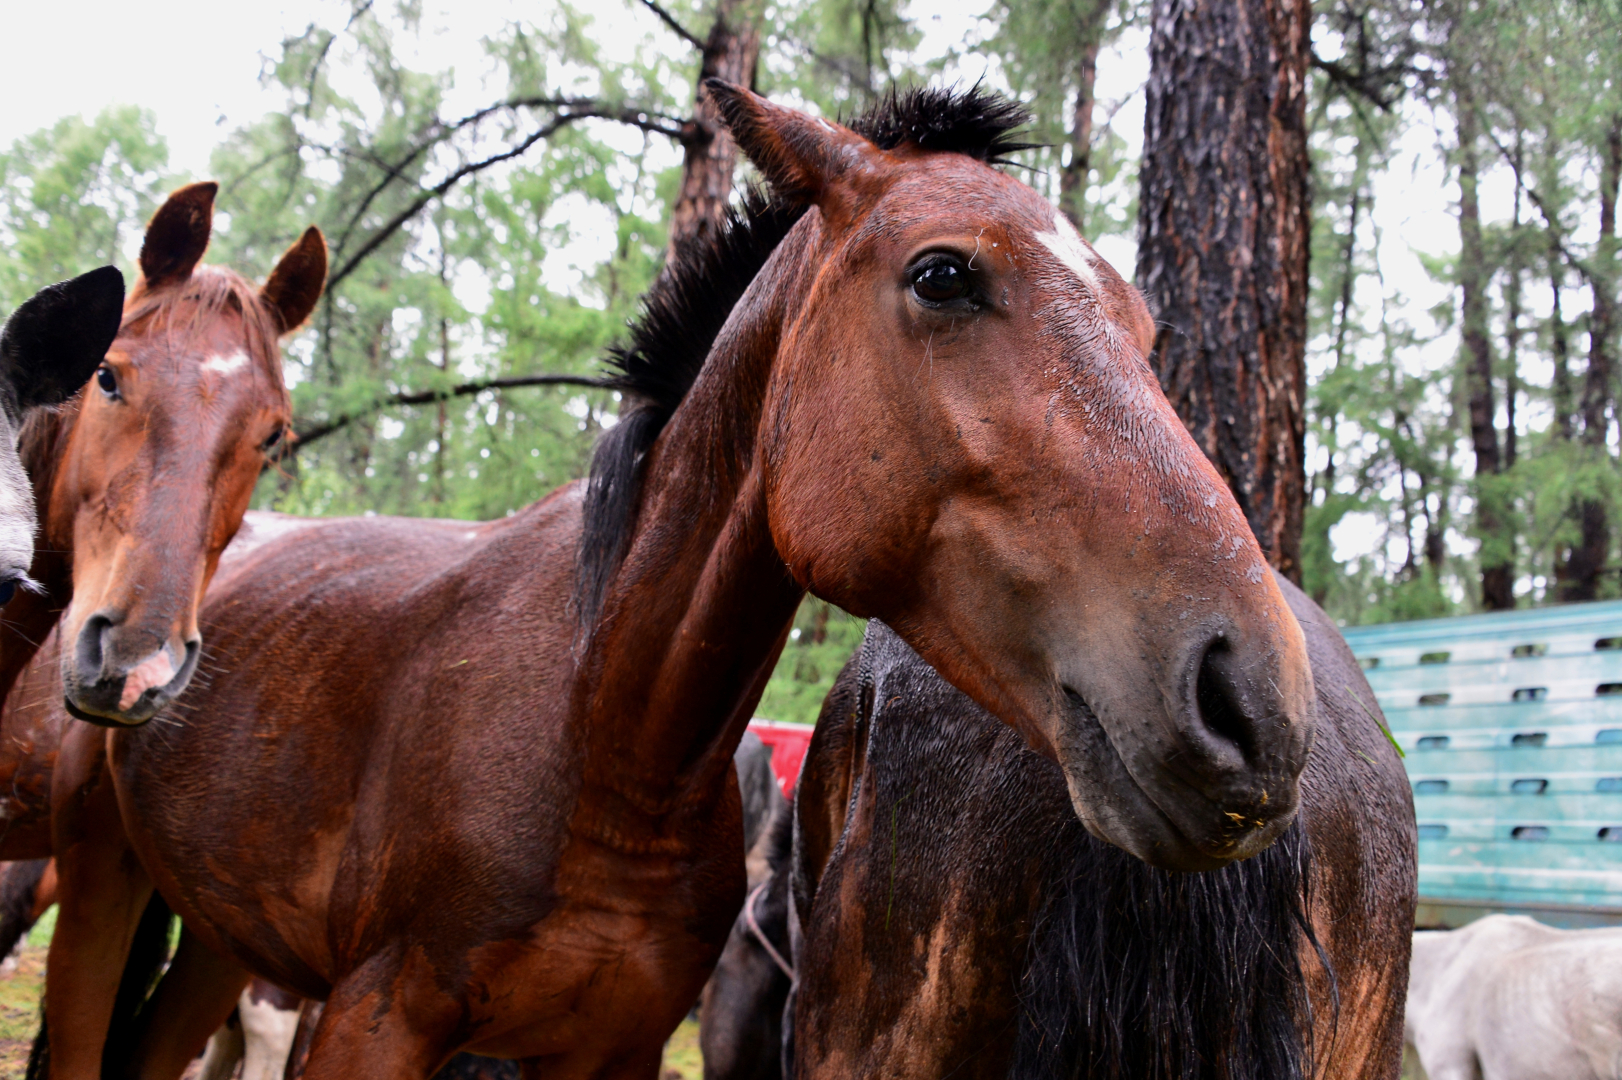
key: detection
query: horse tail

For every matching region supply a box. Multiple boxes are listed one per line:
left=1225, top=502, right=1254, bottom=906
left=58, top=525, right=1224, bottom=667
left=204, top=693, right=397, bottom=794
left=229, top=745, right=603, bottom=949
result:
left=1011, top=817, right=1329, bottom=1080
left=0, top=859, right=51, bottom=961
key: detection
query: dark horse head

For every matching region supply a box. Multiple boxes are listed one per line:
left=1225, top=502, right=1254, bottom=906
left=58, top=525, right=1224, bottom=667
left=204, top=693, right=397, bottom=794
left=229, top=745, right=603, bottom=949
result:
left=0, top=268, right=126, bottom=594
left=51, top=182, right=326, bottom=726
left=708, top=84, right=1316, bottom=870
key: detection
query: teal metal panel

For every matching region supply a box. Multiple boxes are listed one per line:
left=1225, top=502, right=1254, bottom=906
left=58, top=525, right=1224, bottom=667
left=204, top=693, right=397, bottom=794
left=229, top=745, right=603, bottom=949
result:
left=1341, top=600, right=1622, bottom=922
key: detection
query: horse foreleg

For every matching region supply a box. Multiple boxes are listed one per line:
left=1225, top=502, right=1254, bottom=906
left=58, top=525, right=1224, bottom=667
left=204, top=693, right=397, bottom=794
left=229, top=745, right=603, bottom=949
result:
left=45, top=728, right=154, bottom=1080
left=0, top=858, right=52, bottom=964
left=113, top=926, right=250, bottom=1080
left=297, top=966, right=461, bottom=1080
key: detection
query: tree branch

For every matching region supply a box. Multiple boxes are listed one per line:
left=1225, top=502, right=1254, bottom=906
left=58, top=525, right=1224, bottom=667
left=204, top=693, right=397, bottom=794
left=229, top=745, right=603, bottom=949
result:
left=328, top=97, right=687, bottom=262
left=636, top=0, right=706, bottom=50
left=291, top=372, right=614, bottom=450
left=1482, top=126, right=1596, bottom=281
left=327, top=103, right=686, bottom=291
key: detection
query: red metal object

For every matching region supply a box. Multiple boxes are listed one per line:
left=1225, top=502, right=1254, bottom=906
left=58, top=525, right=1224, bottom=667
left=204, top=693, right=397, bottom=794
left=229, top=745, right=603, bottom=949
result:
left=749, top=719, right=814, bottom=797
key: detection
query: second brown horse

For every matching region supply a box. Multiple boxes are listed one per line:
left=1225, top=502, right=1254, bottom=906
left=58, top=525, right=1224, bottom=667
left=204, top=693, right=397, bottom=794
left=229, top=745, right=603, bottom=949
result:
left=0, top=182, right=325, bottom=864
left=48, top=86, right=1317, bottom=1078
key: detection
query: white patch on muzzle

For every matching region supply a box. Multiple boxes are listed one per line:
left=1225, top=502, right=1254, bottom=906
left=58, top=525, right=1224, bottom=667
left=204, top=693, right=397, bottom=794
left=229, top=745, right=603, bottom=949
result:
left=119, top=648, right=177, bottom=711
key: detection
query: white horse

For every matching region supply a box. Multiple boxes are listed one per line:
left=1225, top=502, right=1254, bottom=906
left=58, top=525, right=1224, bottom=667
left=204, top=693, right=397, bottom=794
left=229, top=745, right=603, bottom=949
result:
left=1407, top=913, right=1622, bottom=1080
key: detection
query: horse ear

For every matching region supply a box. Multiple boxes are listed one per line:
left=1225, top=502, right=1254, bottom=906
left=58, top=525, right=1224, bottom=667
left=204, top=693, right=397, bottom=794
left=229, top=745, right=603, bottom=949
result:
left=0, top=266, right=125, bottom=416
left=139, top=182, right=217, bottom=288
left=704, top=80, right=871, bottom=204
left=259, top=227, right=328, bottom=334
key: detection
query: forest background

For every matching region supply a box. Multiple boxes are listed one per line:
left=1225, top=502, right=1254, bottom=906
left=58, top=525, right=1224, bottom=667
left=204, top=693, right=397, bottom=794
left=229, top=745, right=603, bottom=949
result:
left=0, top=0, right=1617, bottom=724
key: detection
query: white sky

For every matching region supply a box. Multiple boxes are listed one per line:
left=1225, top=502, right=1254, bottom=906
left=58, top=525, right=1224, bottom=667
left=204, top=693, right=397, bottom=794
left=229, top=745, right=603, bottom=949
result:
left=1, top=0, right=1517, bottom=570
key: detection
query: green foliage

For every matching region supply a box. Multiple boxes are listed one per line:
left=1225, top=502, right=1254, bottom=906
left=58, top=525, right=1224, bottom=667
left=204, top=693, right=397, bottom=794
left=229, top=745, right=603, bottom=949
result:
left=0, top=107, right=172, bottom=311
left=757, top=599, right=867, bottom=725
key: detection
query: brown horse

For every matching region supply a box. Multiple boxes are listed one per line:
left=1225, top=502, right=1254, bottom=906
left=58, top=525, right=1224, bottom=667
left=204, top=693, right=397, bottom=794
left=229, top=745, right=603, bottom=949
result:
left=775, top=583, right=1415, bottom=1079
left=0, top=182, right=325, bottom=871
left=48, top=85, right=1318, bottom=1078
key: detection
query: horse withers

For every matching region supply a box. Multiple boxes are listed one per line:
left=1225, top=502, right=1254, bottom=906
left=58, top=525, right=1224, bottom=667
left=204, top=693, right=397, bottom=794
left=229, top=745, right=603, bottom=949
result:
left=52, top=85, right=1317, bottom=1079
left=0, top=268, right=125, bottom=592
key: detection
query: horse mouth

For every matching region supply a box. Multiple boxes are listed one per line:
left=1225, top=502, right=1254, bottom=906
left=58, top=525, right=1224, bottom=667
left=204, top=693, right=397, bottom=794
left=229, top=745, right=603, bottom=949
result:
left=1056, top=682, right=1280, bottom=871
left=63, top=641, right=200, bottom=728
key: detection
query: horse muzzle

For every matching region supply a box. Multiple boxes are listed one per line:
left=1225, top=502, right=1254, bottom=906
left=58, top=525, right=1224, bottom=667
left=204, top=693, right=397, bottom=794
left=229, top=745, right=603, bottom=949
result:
left=1050, top=621, right=1316, bottom=873
left=62, top=610, right=201, bottom=726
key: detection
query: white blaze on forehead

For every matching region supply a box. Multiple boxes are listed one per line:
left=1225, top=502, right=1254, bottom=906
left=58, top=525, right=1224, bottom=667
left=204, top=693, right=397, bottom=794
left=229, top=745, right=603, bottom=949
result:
left=1033, top=213, right=1103, bottom=293
left=201, top=350, right=249, bottom=376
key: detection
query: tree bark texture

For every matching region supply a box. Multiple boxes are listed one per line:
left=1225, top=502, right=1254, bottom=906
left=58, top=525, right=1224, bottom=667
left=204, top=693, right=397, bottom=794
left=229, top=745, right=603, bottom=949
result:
left=1563, top=112, right=1622, bottom=601
left=1455, top=97, right=1514, bottom=610
left=1057, top=8, right=1105, bottom=229
left=1136, top=0, right=1312, bottom=584
left=669, top=0, right=762, bottom=252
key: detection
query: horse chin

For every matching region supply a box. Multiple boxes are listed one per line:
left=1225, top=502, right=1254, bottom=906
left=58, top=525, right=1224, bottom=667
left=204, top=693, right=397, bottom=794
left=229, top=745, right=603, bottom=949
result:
left=1052, top=688, right=1300, bottom=873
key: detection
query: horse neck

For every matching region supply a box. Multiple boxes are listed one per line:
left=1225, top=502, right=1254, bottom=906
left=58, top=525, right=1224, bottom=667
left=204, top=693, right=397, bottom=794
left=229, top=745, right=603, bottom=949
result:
left=572, top=225, right=817, bottom=847
left=0, top=402, right=81, bottom=701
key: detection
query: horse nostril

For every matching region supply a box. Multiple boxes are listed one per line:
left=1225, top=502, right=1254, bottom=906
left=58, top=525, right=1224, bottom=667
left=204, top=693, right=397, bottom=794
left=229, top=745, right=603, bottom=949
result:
left=75, top=613, right=114, bottom=681
left=1195, top=641, right=1253, bottom=757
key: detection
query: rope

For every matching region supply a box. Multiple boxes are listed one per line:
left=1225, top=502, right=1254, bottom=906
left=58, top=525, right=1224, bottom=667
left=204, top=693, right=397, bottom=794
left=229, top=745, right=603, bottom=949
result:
left=744, top=882, right=794, bottom=979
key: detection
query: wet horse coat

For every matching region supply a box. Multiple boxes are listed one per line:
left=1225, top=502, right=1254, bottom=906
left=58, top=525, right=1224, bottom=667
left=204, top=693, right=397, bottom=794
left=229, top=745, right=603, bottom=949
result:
left=783, top=586, right=1416, bottom=1079
left=49, top=86, right=1320, bottom=1079
left=0, top=182, right=325, bottom=868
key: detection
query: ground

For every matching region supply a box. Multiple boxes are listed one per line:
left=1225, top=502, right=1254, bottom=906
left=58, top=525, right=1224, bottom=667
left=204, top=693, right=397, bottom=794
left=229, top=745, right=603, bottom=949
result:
left=0, top=908, right=704, bottom=1080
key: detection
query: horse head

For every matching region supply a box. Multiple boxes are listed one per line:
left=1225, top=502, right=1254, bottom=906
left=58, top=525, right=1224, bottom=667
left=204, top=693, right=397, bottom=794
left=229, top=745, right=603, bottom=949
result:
left=54, top=181, right=326, bottom=726
left=0, top=269, right=125, bottom=600
left=713, top=84, right=1316, bottom=871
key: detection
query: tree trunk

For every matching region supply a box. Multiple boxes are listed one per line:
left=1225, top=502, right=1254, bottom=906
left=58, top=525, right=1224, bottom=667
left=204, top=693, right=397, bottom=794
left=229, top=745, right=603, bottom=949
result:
left=1505, top=158, right=1523, bottom=470
left=1057, top=6, right=1105, bottom=230
left=1563, top=112, right=1622, bottom=601
left=1455, top=96, right=1513, bottom=610
left=1136, top=0, right=1312, bottom=584
left=1551, top=238, right=1573, bottom=441
left=669, top=0, right=762, bottom=252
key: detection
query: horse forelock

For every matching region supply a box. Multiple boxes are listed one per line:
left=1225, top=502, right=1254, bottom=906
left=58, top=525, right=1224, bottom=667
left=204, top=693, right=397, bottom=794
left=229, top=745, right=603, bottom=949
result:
left=574, top=86, right=1037, bottom=629
left=121, top=266, right=289, bottom=405
left=1012, top=815, right=1327, bottom=1080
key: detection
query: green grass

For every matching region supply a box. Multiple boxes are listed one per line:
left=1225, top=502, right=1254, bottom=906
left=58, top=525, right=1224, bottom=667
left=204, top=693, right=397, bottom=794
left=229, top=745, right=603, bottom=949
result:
left=0, top=943, right=44, bottom=1078
left=662, top=1018, right=702, bottom=1079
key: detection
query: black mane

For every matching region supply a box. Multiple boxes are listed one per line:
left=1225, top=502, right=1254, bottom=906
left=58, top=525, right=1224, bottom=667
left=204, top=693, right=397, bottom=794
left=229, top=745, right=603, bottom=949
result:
left=575, top=85, right=1034, bottom=624
left=1012, top=818, right=1327, bottom=1080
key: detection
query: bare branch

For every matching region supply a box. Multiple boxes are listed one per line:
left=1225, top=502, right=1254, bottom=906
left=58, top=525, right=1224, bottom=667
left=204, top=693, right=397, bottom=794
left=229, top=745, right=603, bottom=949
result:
left=327, top=103, right=686, bottom=291
left=329, top=97, right=686, bottom=260
left=291, top=372, right=614, bottom=450
left=636, top=0, right=706, bottom=50
left=1482, top=126, right=1595, bottom=280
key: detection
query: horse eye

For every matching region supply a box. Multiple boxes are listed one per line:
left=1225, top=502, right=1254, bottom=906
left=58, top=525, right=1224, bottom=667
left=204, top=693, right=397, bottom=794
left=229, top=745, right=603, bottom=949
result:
left=911, top=259, right=972, bottom=304
left=95, top=365, right=119, bottom=398
left=0, top=579, right=16, bottom=606
left=262, top=427, right=285, bottom=453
